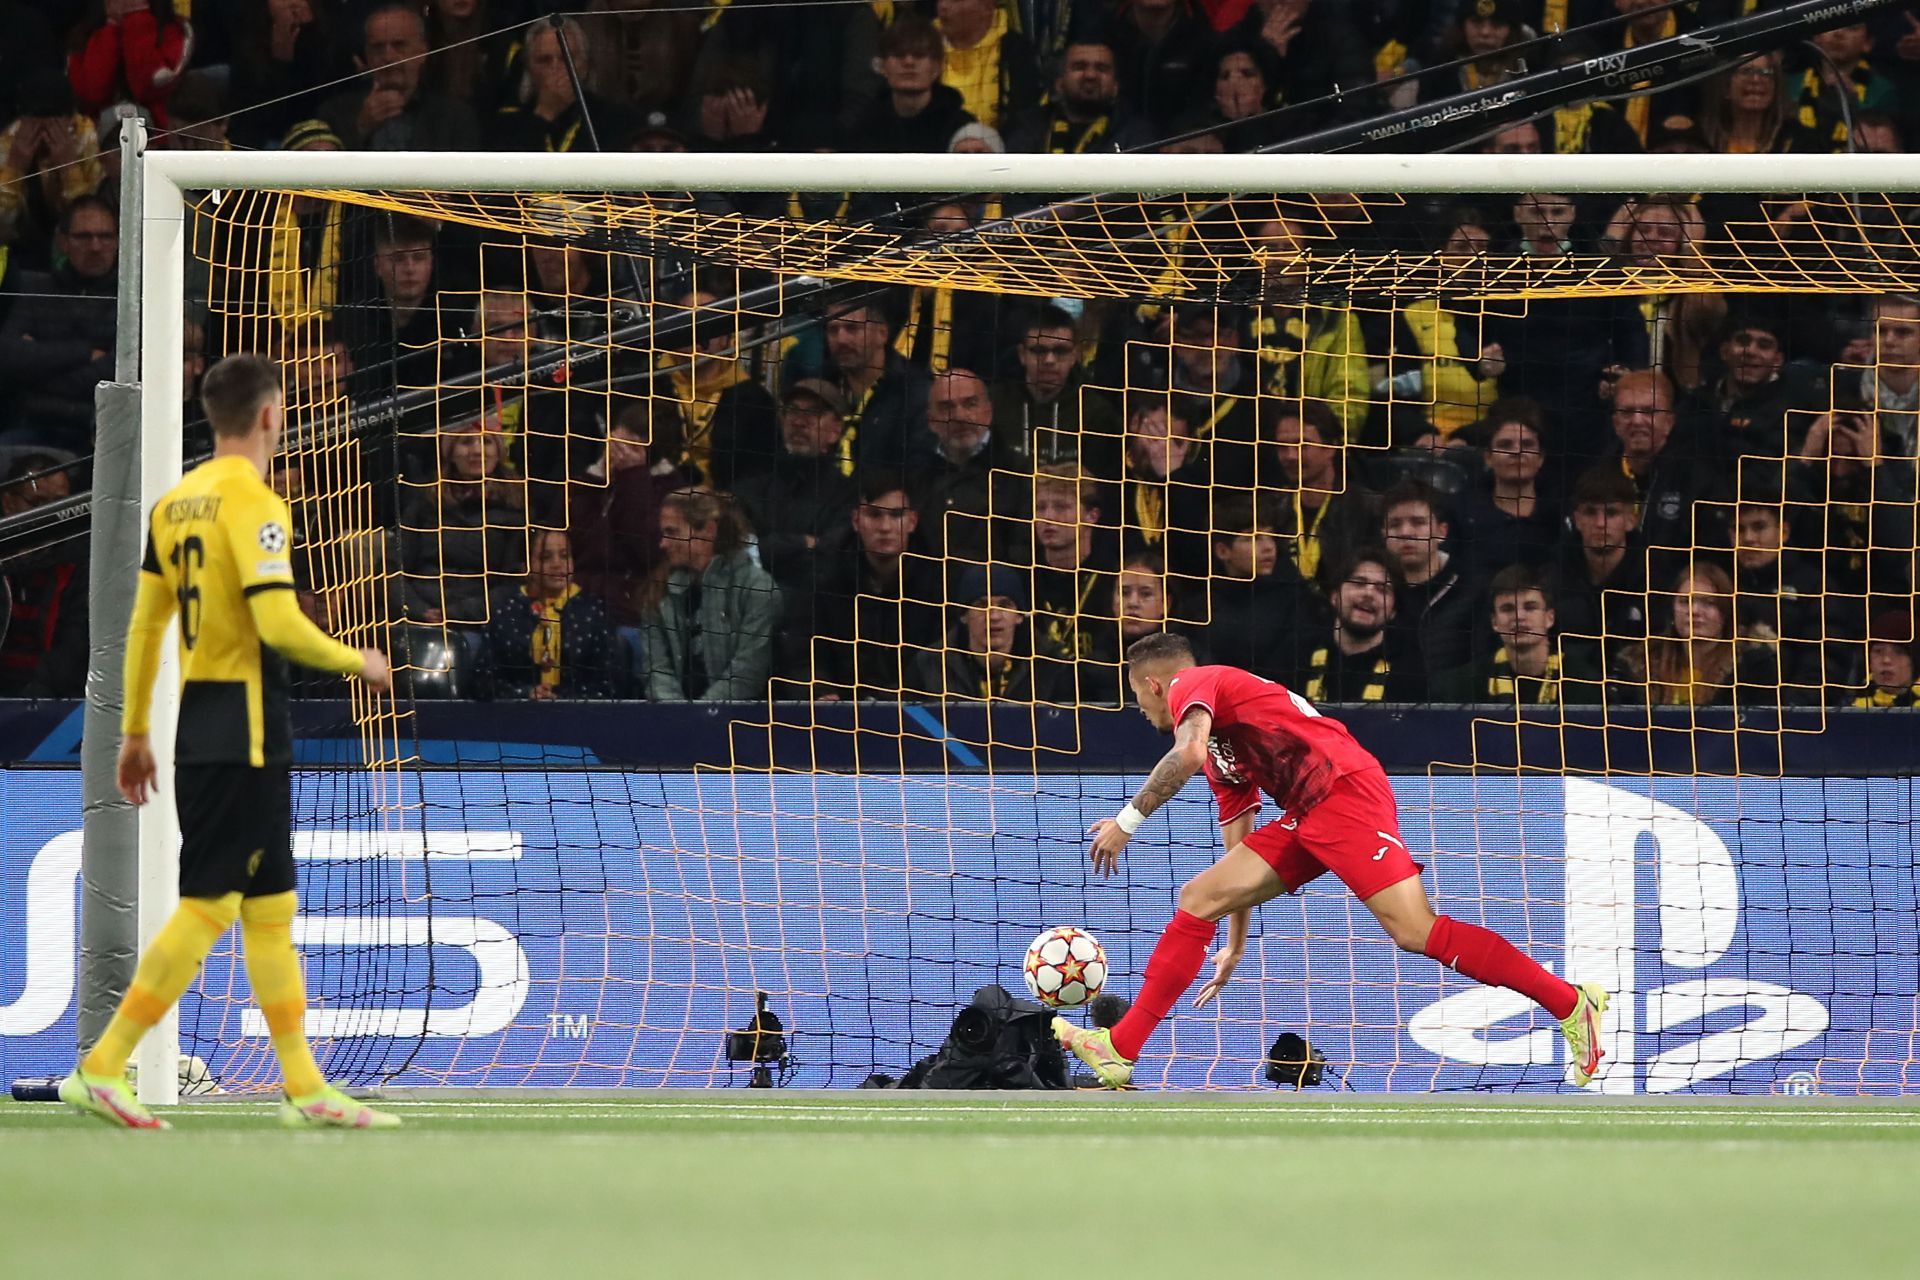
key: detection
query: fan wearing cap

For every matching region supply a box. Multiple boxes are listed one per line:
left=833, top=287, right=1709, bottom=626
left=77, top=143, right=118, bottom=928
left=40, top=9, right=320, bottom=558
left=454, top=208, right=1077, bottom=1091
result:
left=1850, top=611, right=1920, bottom=707
left=731, top=379, right=860, bottom=592
left=1682, top=303, right=1800, bottom=470
left=264, top=120, right=348, bottom=329
left=913, top=566, right=1062, bottom=702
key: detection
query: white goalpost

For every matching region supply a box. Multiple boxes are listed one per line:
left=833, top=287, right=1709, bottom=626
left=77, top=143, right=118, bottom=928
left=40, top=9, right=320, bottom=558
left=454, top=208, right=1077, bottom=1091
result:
left=108, top=144, right=1920, bottom=1103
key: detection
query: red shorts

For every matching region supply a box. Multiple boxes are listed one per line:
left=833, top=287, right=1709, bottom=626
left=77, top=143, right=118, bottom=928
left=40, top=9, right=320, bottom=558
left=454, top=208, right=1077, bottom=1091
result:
left=1241, top=767, right=1424, bottom=901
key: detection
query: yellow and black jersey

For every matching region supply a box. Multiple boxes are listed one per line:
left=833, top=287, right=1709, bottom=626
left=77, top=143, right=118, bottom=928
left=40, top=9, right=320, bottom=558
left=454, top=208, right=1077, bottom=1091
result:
left=125, top=454, right=361, bottom=767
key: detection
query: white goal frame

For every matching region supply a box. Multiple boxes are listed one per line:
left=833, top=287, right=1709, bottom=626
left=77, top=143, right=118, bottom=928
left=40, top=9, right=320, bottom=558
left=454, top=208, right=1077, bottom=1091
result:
left=122, top=147, right=1919, bottom=1103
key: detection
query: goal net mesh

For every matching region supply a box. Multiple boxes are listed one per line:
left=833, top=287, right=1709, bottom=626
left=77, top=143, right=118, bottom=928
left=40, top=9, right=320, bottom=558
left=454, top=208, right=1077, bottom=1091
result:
left=168, top=176, right=1920, bottom=1094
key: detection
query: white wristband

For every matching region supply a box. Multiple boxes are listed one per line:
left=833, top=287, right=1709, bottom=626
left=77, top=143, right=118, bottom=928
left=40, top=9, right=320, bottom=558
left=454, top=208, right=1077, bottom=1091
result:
left=1114, top=804, right=1146, bottom=835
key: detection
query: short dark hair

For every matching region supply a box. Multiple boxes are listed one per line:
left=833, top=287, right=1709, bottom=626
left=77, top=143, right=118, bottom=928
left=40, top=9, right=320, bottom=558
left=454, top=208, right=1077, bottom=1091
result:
left=880, top=14, right=941, bottom=60
left=374, top=213, right=437, bottom=251
left=1263, top=397, right=1340, bottom=444
left=1211, top=493, right=1273, bottom=539
left=858, top=468, right=913, bottom=506
left=826, top=295, right=897, bottom=335
left=1329, top=547, right=1403, bottom=597
left=1024, top=303, right=1078, bottom=339
left=1380, top=478, right=1447, bottom=525
left=1484, top=395, right=1544, bottom=435
left=363, top=1, right=425, bottom=47
left=1125, top=631, right=1194, bottom=669
left=200, top=353, right=282, bottom=438
left=1570, top=464, right=1638, bottom=509
left=1488, top=564, right=1552, bottom=610
left=59, top=195, right=116, bottom=235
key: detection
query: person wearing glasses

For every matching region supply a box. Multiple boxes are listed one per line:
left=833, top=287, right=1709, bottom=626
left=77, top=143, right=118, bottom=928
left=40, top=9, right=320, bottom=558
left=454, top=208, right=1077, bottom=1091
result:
left=0, top=195, right=118, bottom=449
left=990, top=304, right=1122, bottom=480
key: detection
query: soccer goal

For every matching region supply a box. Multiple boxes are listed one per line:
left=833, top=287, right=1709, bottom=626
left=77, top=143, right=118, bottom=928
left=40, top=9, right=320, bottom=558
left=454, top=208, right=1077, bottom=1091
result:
left=95, top=141, right=1920, bottom=1105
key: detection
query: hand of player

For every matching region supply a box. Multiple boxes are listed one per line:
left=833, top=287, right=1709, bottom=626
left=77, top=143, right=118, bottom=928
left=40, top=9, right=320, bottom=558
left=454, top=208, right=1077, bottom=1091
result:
left=357, top=647, right=392, bottom=692
left=117, top=734, right=157, bottom=806
left=1192, top=942, right=1243, bottom=1008
left=1087, top=819, right=1131, bottom=878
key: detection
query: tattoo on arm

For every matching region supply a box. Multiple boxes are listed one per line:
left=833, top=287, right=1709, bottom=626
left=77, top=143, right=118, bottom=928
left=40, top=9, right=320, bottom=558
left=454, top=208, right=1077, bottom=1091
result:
left=1132, top=713, right=1207, bottom=817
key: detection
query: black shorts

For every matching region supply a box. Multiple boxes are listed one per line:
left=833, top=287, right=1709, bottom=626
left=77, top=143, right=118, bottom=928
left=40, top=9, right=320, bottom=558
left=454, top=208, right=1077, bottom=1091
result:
left=175, top=763, right=295, bottom=899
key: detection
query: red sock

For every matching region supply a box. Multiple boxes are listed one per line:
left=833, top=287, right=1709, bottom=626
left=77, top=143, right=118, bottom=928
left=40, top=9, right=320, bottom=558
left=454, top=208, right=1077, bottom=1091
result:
left=1110, top=910, right=1217, bottom=1061
left=1424, top=915, right=1578, bottom=1020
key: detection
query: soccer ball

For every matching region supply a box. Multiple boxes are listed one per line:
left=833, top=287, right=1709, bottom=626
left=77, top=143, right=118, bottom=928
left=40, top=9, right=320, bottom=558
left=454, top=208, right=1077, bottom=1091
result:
left=1023, top=926, right=1107, bottom=1009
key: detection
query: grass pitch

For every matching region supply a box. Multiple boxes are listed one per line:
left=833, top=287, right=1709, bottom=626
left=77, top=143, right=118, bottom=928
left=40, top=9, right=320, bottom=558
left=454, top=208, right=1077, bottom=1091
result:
left=3, top=1092, right=1916, bottom=1279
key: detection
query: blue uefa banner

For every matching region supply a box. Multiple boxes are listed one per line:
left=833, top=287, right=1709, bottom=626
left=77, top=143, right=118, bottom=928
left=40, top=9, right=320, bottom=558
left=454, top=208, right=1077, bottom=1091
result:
left=3, top=770, right=1915, bottom=1094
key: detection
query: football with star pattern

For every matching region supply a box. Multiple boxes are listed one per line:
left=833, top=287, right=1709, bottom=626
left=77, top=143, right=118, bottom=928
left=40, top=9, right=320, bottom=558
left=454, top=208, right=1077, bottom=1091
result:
left=1023, top=926, right=1107, bottom=1009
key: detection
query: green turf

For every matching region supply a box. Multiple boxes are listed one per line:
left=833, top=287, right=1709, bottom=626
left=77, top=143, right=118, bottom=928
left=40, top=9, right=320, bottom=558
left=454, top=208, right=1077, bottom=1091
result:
left=4, top=1093, right=1917, bottom=1279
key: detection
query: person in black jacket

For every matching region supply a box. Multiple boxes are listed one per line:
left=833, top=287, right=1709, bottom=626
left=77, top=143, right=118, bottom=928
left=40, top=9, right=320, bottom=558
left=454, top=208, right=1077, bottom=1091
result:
left=731, top=380, right=859, bottom=593
left=915, top=368, right=1028, bottom=568
left=1115, top=394, right=1213, bottom=588
left=0, top=196, right=117, bottom=446
left=1547, top=464, right=1649, bottom=680
left=1078, top=547, right=1207, bottom=706
left=1027, top=463, right=1118, bottom=694
left=1433, top=564, right=1601, bottom=705
left=1295, top=548, right=1424, bottom=704
left=1203, top=492, right=1308, bottom=684
left=845, top=15, right=976, bottom=152
left=1592, top=367, right=1700, bottom=586
left=822, top=297, right=936, bottom=474
left=1106, top=0, right=1214, bottom=135
left=913, top=564, right=1063, bottom=702
left=479, top=528, right=619, bottom=700
left=1003, top=39, right=1153, bottom=154
left=1380, top=479, right=1486, bottom=689
left=650, top=280, right=779, bottom=490
left=800, top=471, right=945, bottom=700
left=1260, top=399, right=1379, bottom=591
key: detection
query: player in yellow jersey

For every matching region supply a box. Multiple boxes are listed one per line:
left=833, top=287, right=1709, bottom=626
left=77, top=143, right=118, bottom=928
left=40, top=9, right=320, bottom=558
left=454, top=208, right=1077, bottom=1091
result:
left=60, top=353, right=401, bottom=1130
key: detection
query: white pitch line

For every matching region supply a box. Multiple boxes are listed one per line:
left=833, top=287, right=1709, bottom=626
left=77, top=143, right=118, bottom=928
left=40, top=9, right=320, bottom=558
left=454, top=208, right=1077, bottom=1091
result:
left=350, top=1099, right=1920, bottom=1122
left=347, top=1109, right=1920, bottom=1130
left=175, top=1102, right=1920, bottom=1129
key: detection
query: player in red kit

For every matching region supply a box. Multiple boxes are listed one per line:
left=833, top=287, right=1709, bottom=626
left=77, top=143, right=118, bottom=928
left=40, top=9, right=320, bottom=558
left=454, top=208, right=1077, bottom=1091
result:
left=1053, top=632, right=1607, bottom=1088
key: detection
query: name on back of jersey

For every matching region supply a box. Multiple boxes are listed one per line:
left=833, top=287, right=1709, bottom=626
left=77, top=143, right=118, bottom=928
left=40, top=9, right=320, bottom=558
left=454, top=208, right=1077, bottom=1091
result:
left=165, top=495, right=222, bottom=524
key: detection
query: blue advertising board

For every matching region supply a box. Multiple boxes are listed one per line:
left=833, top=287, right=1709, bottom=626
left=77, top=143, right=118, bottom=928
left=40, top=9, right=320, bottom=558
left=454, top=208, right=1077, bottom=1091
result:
left=4, top=769, right=1915, bottom=1095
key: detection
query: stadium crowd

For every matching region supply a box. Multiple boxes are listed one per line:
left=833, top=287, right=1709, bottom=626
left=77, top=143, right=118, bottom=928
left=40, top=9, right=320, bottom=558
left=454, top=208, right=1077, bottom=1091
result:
left=2, top=0, right=1920, bottom=710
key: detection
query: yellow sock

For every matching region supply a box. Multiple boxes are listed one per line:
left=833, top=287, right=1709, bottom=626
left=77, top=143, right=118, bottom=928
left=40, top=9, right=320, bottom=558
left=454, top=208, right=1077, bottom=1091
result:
left=81, top=893, right=241, bottom=1078
left=240, top=891, right=325, bottom=1098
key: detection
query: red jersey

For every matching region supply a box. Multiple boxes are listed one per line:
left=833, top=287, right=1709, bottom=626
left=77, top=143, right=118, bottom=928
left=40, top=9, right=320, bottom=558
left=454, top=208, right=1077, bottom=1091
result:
left=1165, top=664, right=1380, bottom=826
